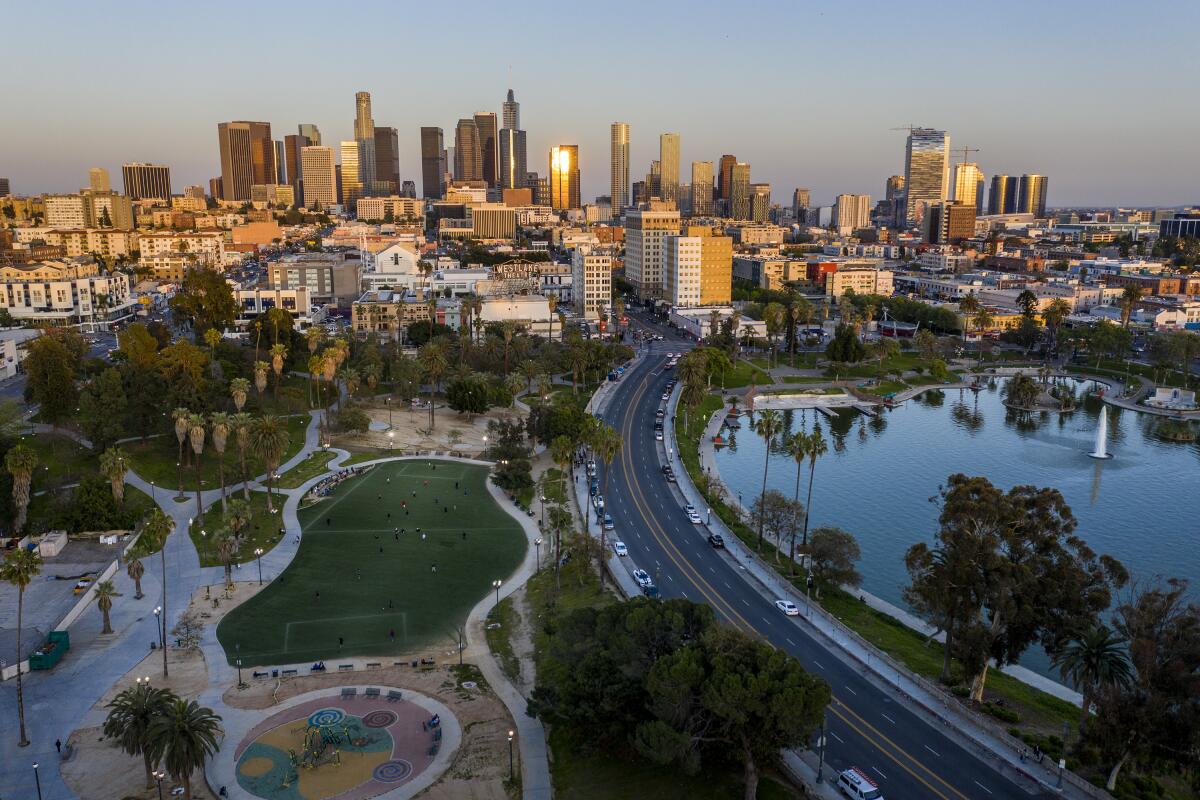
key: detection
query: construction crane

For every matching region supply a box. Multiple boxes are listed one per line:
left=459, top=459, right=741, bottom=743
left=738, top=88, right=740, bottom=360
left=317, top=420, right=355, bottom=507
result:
left=890, top=125, right=924, bottom=134
left=955, top=146, right=980, bottom=164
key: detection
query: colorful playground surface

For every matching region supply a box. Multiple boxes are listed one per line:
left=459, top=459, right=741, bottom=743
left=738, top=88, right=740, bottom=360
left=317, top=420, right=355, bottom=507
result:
left=234, top=690, right=449, bottom=800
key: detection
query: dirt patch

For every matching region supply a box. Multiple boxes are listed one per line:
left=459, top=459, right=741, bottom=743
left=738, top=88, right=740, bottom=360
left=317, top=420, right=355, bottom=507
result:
left=61, top=647, right=215, bottom=800
left=331, top=397, right=524, bottom=457
left=226, top=662, right=515, bottom=799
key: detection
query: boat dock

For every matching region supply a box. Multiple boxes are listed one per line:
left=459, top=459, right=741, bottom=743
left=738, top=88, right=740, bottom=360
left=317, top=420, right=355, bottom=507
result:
left=852, top=404, right=878, bottom=417
left=815, top=406, right=841, bottom=420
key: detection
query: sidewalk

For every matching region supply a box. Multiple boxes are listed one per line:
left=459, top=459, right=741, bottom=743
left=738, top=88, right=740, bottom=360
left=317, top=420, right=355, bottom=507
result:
left=667, top=394, right=1102, bottom=799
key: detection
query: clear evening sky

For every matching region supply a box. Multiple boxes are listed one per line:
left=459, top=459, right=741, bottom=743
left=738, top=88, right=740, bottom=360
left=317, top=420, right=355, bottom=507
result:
left=3, top=0, right=1197, bottom=207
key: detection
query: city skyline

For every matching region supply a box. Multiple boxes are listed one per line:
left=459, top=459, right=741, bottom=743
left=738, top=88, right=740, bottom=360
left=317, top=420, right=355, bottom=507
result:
left=2, top=0, right=1198, bottom=206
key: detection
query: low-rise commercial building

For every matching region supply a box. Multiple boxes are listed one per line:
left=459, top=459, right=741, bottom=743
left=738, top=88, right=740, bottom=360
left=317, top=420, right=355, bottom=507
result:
left=572, top=246, right=612, bottom=319
left=0, top=261, right=134, bottom=327
left=137, top=231, right=226, bottom=267
left=270, top=253, right=363, bottom=306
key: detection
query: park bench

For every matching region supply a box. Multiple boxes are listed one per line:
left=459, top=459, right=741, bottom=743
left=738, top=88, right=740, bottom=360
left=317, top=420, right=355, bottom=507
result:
left=364, top=687, right=380, bottom=698
left=252, top=670, right=269, bottom=679
left=281, top=669, right=298, bottom=676
left=341, top=688, right=357, bottom=698
left=365, top=661, right=381, bottom=668
left=428, top=743, right=440, bottom=756
left=338, top=663, right=354, bottom=671
left=386, top=690, right=403, bottom=702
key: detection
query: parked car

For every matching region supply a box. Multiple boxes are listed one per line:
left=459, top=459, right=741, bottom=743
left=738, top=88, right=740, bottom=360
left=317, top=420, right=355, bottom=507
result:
left=775, top=599, right=800, bottom=616
left=836, top=767, right=883, bottom=799
left=603, top=514, right=615, bottom=531
left=708, top=533, right=725, bottom=548
left=633, top=568, right=652, bottom=587
left=612, top=541, right=627, bottom=557
left=687, top=509, right=702, bottom=524
left=593, top=494, right=605, bottom=511
left=655, top=431, right=664, bottom=441
left=642, top=584, right=660, bottom=598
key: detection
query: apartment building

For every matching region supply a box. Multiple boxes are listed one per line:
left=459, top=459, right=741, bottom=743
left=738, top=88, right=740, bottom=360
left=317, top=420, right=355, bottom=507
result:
left=0, top=260, right=134, bottom=326
left=137, top=231, right=226, bottom=267
left=625, top=201, right=680, bottom=300
left=572, top=246, right=613, bottom=319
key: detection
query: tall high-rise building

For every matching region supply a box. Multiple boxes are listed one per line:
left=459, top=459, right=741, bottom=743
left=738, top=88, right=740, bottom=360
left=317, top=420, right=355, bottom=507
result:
left=89, top=168, right=111, bottom=193
left=903, top=128, right=949, bottom=227
left=952, top=162, right=985, bottom=215
left=647, top=161, right=661, bottom=200
left=121, top=163, right=172, bottom=201
left=927, top=201, right=976, bottom=244
left=0, top=178, right=9, bottom=197
left=549, top=145, right=580, bottom=210
left=474, top=112, right=499, bottom=188
left=374, top=126, right=400, bottom=194
left=420, top=127, right=445, bottom=199
left=792, top=188, right=811, bottom=217
left=273, top=141, right=286, bottom=184
left=626, top=201, right=681, bottom=300
left=717, top=155, right=737, bottom=201
left=885, top=175, right=905, bottom=201
left=298, top=123, right=322, bottom=146
left=610, top=122, right=630, bottom=213
left=729, top=163, right=751, bottom=220
left=454, top=119, right=482, bottom=182
left=217, top=121, right=274, bottom=201
left=353, top=91, right=377, bottom=193
left=659, top=133, right=680, bottom=205
left=340, top=141, right=362, bottom=207
left=691, top=162, right=714, bottom=216
left=750, top=183, right=772, bottom=223
left=664, top=225, right=732, bottom=307
left=502, top=87, right=520, bottom=130
left=988, top=175, right=1019, bottom=215
left=300, top=146, right=337, bottom=209
left=1018, top=174, right=1048, bottom=217
left=833, top=194, right=872, bottom=234
left=284, top=134, right=310, bottom=206
left=499, top=129, right=527, bottom=190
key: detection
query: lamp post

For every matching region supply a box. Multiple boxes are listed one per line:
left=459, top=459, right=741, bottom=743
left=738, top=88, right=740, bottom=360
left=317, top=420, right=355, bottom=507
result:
left=154, top=769, right=166, bottom=800
left=236, top=642, right=245, bottom=689
left=492, top=579, right=502, bottom=606
left=254, top=547, right=264, bottom=585
left=33, top=762, right=42, bottom=800
left=816, top=713, right=827, bottom=783
left=534, top=537, right=543, bottom=570
left=507, top=729, right=515, bottom=781
left=706, top=507, right=712, bottom=525
left=1056, top=721, right=1070, bottom=789
left=150, top=480, right=156, bottom=502
left=385, top=395, right=392, bottom=429
left=540, top=494, right=546, bottom=524
left=388, top=430, right=395, bottom=450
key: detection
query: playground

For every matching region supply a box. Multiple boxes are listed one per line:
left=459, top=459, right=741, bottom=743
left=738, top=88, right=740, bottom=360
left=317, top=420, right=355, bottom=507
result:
left=234, top=690, right=451, bottom=800
left=217, top=459, right=527, bottom=667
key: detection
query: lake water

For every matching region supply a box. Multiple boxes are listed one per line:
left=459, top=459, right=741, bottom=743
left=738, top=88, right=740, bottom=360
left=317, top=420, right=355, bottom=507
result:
left=713, top=379, right=1200, bottom=675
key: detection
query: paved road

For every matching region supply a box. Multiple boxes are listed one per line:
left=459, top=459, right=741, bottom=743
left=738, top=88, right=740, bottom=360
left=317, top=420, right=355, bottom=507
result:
left=596, top=331, right=1053, bottom=799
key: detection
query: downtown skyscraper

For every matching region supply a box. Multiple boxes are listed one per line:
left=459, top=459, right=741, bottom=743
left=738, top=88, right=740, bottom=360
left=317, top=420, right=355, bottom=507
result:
left=420, top=127, right=445, bottom=199
left=499, top=88, right=527, bottom=190
left=611, top=123, right=630, bottom=212
left=474, top=111, right=499, bottom=187
left=903, top=127, right=949, bottom=227
left=550, top=145, right=580, bottom=210
left=690, top=161, right=713, bottom=216
left=353, top=91, right=377, bottom=192
left=659, top=133, right=680, bottom=206
left=217, top=121, right=274, bottom=201
left=454, top=118, right=482, bottom=182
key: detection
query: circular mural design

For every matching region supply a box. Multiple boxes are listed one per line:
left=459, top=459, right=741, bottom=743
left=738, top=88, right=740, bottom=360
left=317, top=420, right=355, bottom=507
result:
left=306, top=707, right=345, bottom=727
left=373, top=760, right=414, bottom=783
left=362, top=709, right=398, bottom=728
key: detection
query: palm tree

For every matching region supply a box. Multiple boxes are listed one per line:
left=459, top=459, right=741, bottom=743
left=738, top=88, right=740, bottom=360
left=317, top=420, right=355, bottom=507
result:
left=958, top=293, right=980, bottom=342
left=680, top=376, right=706, bottom=434
left=1041, top=298, right=1072, bottom=353
left=127, top=556, right=146, bottom=600
left=784, top=431, right=810, bottom=574
left=5, top=444, right=38, bottom=533
left=215, top=530, right=239, bottom=588
left=172, top=407, right=190, bottom=494
left=223, top=498, right=252, bottom=543
left=521, top=359, right=539, bottom=393
left=253, top=360, right=269, bottom=399
left=249, top=415, right=289, bottom=513
left=418, top=342, right=449, bottom=430
left=142, top=508, right=175, bottom=679
left=187, top=413, right=206, bottom=519
left=336, top=366, right=360, bottom=408
left=305, top=326, right=323, bottom=359
left=100, top=446, right=129, bottom=506
left=1051, top=624, right=1134, bottom=730
left=752, top=410, right=783, bottom=550
left=1, top=547, right=41, bottom=746
left=94, top=579, right=118, bottom=634
left=103, top=682, right=173, bottom=788
left=1118, top=285, right=1143, bottom=328
left=230, top=412, right=253, bottom=501
left=146, top=697, right=223, bottom=800
left=594, top=424, right=622, bottom=588
left=209, top=413, right=230, bottom=512
left=306, top=354, right=322, bottom=407
left=269, top=343, right=288, bottom=403
left=800, top=426, right=827, bottom=550
left=504, top=373, right=525, bottom=407
left=500, top=320, right=518, bottom=374
left=229, top=377, right=249, bottom=413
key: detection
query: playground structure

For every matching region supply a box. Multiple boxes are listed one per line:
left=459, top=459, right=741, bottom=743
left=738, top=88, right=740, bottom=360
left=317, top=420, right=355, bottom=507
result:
left=290, top=721, right=349, bottom=771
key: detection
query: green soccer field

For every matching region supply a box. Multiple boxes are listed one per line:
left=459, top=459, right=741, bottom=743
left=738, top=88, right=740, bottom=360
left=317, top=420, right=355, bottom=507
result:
left=216, top=459, right=527, bottom=667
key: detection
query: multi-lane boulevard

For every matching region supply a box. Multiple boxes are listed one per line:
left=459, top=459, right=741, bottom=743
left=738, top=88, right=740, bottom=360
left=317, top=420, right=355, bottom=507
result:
left=594, top=323, right=1056, bottom=800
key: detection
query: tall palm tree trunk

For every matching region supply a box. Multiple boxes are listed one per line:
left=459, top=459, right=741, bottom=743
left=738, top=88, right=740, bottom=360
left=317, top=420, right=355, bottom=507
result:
left=789, top=461, right=804, bottom=575
left=16, top=588, right=29, bottom=746
left=801, top=461, right=817, bottom=549
left=239, top=449, right=250, bottom=501
left=193, top=458, right=202, bottom=520
left=217, top=456, right=227, bottom=512
left=756, top=450, right=771, bottom=550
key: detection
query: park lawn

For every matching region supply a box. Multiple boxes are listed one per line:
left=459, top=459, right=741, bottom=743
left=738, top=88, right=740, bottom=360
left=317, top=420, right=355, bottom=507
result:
left=240, top=373, right=325, bottom=416
left=859, top=380, right=908, bottom=397
left=340, top=450, right=387, bottom=467
left=22, top=432, right=94, bottom=491
left=189, top=489, right=285, bottom=567
left=216, top=460, right=526, bottom=666
left=275, top=450, right=337, bottom=489
left=749, top=352, right=821, bottom=370
left=780, top=375, right=829, bottom=384
left=124, top=414, right=310, bottom=492
left=484, top=596, right=521, bottom=683
left=719, top=360, right=771, bottom=389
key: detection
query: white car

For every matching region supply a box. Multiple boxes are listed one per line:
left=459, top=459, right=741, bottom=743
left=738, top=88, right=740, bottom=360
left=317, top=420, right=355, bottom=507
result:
left=612, top=541, right=628, bottom=557
left=661, top=392, right=670, bottom=400
left=593, top=494, right=605, bottom=510
left=655, top=431, right=664, bottom=441
left=633, top=568, right=652, bottom=588
left=687, top=510, right=702, bottom=524
left=775, top=599, right=800, bottom=617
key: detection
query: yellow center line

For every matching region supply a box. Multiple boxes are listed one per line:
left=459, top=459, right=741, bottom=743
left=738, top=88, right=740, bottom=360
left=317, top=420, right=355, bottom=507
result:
left=613, top=358, right=973, bottom=800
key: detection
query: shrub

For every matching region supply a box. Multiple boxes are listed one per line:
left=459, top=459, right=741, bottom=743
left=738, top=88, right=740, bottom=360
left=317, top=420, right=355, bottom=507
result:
left=337, top=406, right=371, bottom=434
left=982, top=702, right=1020, bottom=723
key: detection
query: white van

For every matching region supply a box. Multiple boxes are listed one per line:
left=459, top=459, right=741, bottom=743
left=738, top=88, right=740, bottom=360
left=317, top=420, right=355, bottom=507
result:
left=837, top=767, right=883, bottom=800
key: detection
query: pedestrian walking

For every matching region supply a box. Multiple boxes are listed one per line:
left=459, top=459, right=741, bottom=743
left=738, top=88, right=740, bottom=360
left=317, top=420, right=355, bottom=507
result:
left=431, top=563, right=437, bottom=573
left=55, top=739, right=62, bottom=754
left=389, top=629, right=395, bottom=642
left=338, top=636, right=344, bottom=647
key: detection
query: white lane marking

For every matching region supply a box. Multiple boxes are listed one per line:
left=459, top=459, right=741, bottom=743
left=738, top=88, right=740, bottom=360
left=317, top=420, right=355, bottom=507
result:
left=872, top=767, right=888, bottom=780
left=880, top=713, right=896, bottom=725
left=741, top=598, right=750, bottom=607
left=843, top=685, right=857, bottom=696
left=924, top=745, right=941, bottom=758
left=723, top=581, right=732, bottom=590
left=973, top=781, right=992, bottom=795
left=829, top=731, right=845, bottom=744
left=812, top=659, right=824, bottom=669
left=785, top=637, right=797, bottom=647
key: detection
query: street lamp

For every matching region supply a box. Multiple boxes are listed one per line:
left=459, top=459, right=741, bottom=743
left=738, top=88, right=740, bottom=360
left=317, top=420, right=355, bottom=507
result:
left=534, top=537, right=543, bottom=570
left=507, top=729, right=515, bottom=780
left=388, top=430, right=395, bottom=450
left=492, top=579, right=502, bottom=605
left=540, top=494, right=547, bottom=524
left=154, top=769, right=166, bottom=800
left=815, top=713, right=827, bottom=784
left=706, top=507, right=712, bottom=525
left=33, top=762, right=42, bottom=800
left=1056, top=721, right=1070, bottom=789
left=254, top=547, right=264, bottom=585
left=236, top=642, right=245, bottom=688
